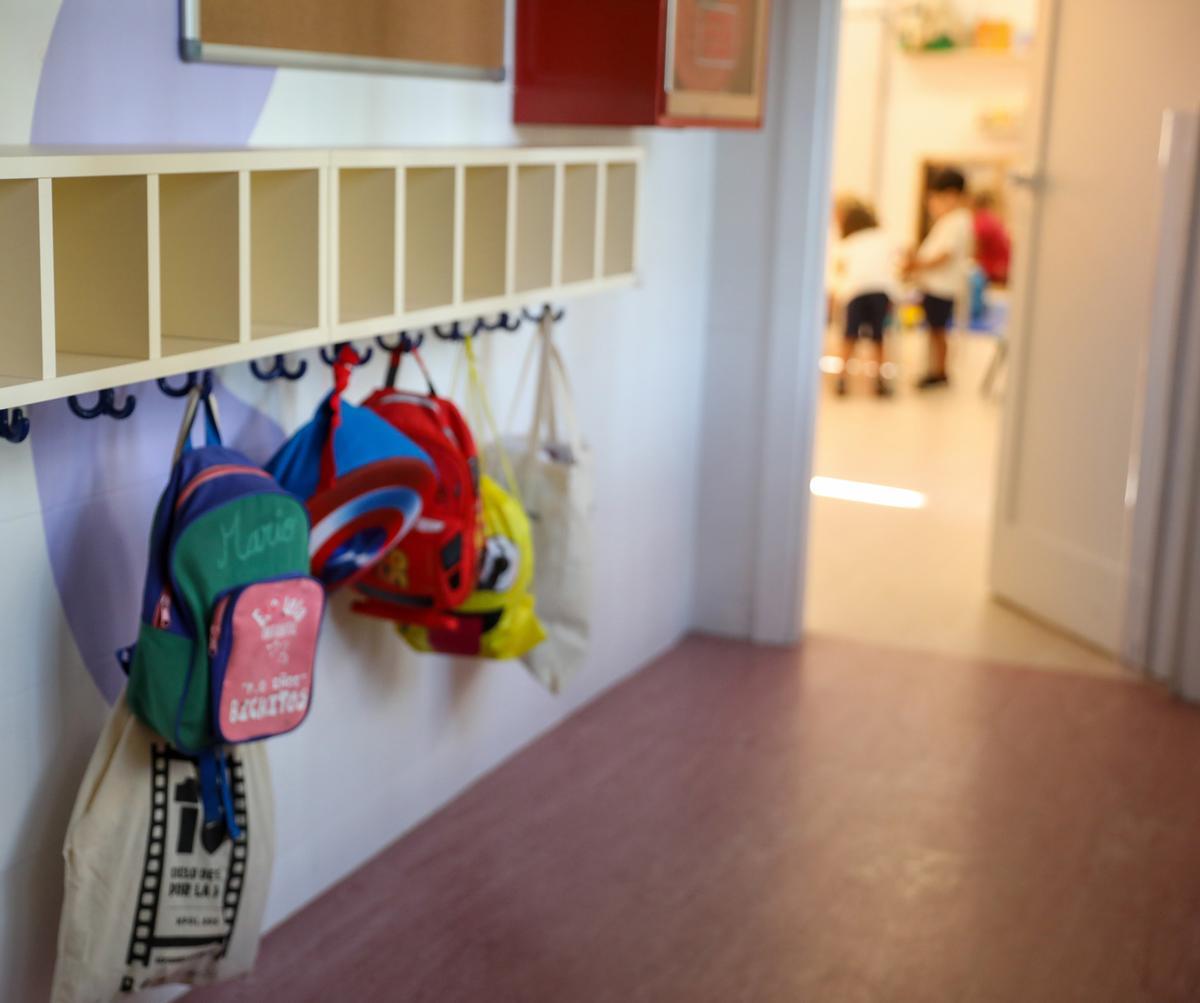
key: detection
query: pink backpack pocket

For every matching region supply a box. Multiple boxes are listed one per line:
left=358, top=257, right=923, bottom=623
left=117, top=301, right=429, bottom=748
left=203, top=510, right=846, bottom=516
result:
left=209, top=575, right=325, bottom=743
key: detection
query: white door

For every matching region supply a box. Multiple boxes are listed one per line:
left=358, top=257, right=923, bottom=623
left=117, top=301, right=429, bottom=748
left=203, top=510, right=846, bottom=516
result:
left=990, top=0, right=1200, bottom=653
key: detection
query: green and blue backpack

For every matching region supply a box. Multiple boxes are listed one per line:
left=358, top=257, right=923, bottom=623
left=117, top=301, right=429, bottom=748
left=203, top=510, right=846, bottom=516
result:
left=124, top=385, right=324, bottom=840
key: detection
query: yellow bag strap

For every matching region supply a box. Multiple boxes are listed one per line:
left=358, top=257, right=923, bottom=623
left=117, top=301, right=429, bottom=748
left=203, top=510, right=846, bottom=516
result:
left=464, top=333, right=525, bottom=509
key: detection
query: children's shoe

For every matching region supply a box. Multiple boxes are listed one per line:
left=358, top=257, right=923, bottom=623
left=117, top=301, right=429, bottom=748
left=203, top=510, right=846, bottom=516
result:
left=916, top=373, right=949, bottom=390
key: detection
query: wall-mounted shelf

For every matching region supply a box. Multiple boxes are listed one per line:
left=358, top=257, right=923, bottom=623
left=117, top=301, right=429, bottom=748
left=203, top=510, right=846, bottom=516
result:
left=0, top=145, right=642, bottom=410
left=898, top=46, right=1032, bottom=65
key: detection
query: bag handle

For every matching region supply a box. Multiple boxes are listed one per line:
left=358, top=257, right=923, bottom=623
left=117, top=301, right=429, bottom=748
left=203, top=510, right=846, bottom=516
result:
left=385, top=337, right=438, bottom=396
left=504, top=327, right=541, bottom=432
left=315, top=344, right=364, bottom=490
left=465, top=333, right=524, bottom=508
left=546, top=338, right=585, bottom=460
left=525, top=313, right=584, bottom=462
left=525, top=313, right=553, bottom=464
left=171, top=381, right=222, bottom=464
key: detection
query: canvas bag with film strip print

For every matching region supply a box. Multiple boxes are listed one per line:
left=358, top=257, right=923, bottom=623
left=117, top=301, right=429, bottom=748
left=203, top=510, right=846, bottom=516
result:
left=52, top=697, right=274, bottom=1002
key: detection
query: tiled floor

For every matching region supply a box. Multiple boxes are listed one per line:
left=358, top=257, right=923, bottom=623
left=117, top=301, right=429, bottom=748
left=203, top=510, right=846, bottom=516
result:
left=187, top=634, right=1200, bottom=1003
left=808, top=327, right=1123, bottom=678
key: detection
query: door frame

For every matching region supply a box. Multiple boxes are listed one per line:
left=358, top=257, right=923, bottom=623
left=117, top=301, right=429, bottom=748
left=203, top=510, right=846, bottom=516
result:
left=745, top=0, right=842, bottom=645
left=1124, top=106, right=1200, bottom=689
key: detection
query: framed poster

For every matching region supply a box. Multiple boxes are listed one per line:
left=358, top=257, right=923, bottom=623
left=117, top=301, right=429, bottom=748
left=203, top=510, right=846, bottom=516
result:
left=181, top=0, right=506, bottom=81
left=663, top=0, right=771, bottom=124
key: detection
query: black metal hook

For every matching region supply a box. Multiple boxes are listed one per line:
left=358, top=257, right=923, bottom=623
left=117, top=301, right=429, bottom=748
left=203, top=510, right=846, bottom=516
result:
left=319, top=342, right=374, bottom=366
left=466, top=314, right=523, bottom=336
left=250, top=354, right=307, bottom=381
left=67, top=388, right=137, bottom=421
left=432, top=321, right=466, bottom=342
left=521, top=304, right=565, bottom=325
left=0, top=408, right=30, bottom=444
left=376, top=331, right=425, bottom=354
left=157, top=371, right=214, bottom=398
left=491, top=311, right=523, bottom=332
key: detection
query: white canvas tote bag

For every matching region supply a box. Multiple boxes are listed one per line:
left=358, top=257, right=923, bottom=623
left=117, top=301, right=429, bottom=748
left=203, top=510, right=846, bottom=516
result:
left=51, top=696, right=274, bottom=1002
left=496, top=313, right=593, bottom=692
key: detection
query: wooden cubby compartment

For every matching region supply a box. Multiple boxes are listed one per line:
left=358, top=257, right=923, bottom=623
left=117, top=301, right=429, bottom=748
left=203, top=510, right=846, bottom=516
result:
left=250, top=169, right=320, bottom=338
left=562, top=164, right=598, bottom=285
left=52, top=176, right=151, bottom=375
left=514, top=165, right=554, bottom=294
left=0, top=146, right=641, bottom=410
left=462, top=165, right=509, bottom=303
left=338, top=168, right=396, bottom=324
left=603, top=163, right=637, bottom=278
left=403, top=167, right=456, bottom=311
left=160, top=172, right=240, bottom=354
left=0, top=180, right=45, bottom=387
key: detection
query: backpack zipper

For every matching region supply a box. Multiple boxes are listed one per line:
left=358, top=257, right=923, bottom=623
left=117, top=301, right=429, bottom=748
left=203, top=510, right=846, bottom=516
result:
left=175, top=463, right=273, bottom=512
left=154, top=588, right=173, bottom=629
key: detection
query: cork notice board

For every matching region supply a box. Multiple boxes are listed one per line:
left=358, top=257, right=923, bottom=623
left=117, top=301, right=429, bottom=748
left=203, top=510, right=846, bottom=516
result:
left=181, top=0, right=507, bottom=80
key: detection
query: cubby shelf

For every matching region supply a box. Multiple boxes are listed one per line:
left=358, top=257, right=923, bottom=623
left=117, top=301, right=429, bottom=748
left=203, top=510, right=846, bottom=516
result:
left=0, top=145, right=642, bottom=410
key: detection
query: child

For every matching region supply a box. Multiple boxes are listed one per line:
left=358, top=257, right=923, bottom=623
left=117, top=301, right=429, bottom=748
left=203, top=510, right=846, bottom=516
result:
left=972, top=189, right=1011, bottom=285
left=905, top=167, right=974, bottom=389
left=829, top=201, right=898, bottom=397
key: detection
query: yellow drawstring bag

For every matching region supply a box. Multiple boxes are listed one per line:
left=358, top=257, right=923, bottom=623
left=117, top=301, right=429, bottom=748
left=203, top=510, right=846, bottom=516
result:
left=398, top=336, right=546, bottom=660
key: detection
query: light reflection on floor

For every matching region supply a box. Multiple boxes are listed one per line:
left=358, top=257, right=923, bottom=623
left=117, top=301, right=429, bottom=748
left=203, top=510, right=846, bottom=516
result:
left=806, top=327, right=1123, bottom=678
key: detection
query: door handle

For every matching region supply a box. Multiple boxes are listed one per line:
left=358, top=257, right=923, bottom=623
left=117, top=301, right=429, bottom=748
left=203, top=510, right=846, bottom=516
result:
left=1008, top=168, right=1043, bottom=189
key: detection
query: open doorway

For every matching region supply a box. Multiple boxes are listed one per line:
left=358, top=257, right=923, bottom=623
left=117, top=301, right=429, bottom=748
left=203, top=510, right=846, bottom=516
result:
left=804, top=0, right=1119, bottom=675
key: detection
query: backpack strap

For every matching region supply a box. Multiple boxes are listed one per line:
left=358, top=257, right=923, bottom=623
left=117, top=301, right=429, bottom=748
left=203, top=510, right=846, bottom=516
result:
left=197, top=747, right=243, bottom=844
left=386, top=343, right=439, bottom=396
left=319, top=345, right=358, bottom=490
left=171, top=380, right=222, bottom=464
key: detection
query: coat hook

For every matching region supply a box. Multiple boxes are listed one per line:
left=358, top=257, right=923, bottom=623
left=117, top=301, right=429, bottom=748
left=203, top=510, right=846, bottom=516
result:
left=0, top=408, right=30, bottom=444
left=521, top=303, right=565, bottom=325
left=319, top=342, right=373, bottom=366
left=157, top=371, right=213, bottom=398
left=67, top=388, right=137, bottom=420
left=376, top=331, right=424, bottom=354
left=476, top=312, right=521, bottom=332
left=250, top=354, right=307, bottom=381
left=432, top=321, right=465, bottom=342
left=492, top=311, right=522, bottom=332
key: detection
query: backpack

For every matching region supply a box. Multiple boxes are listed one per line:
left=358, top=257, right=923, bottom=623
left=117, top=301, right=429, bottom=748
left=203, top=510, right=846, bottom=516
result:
left=266, top=347, right=436, bottom=590
left=125, top=385, right=325, bottom=839
left=396, top=335, right=546, bottom=660
left=398, top=473, right=546, bottom=659
left=352, top=349, right=482, bottom=624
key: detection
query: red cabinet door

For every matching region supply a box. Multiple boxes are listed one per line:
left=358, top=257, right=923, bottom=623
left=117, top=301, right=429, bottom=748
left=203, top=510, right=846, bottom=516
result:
left=514, top=0, right=769, bottom=129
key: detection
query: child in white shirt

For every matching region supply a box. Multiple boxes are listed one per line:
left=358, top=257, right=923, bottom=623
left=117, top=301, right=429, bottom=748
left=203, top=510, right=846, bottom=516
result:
left=830, top=201, right=899, bottom=397
left=904, top=167, right=975, bottom=389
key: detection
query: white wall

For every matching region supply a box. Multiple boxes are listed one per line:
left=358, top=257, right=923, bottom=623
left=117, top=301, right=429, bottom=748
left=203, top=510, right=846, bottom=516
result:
left=0, top=4, right=715, bottom=1000
left=832, top=0, right=1033, bottom=241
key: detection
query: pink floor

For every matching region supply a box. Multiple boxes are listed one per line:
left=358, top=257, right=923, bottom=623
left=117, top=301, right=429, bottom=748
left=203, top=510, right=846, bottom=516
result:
left=185, top=635, right=1200, bottom=1002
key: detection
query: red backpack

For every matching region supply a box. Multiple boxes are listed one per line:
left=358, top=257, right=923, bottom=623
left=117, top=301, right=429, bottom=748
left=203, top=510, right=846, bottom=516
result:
left=352, top=348, right=482, bottom=626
